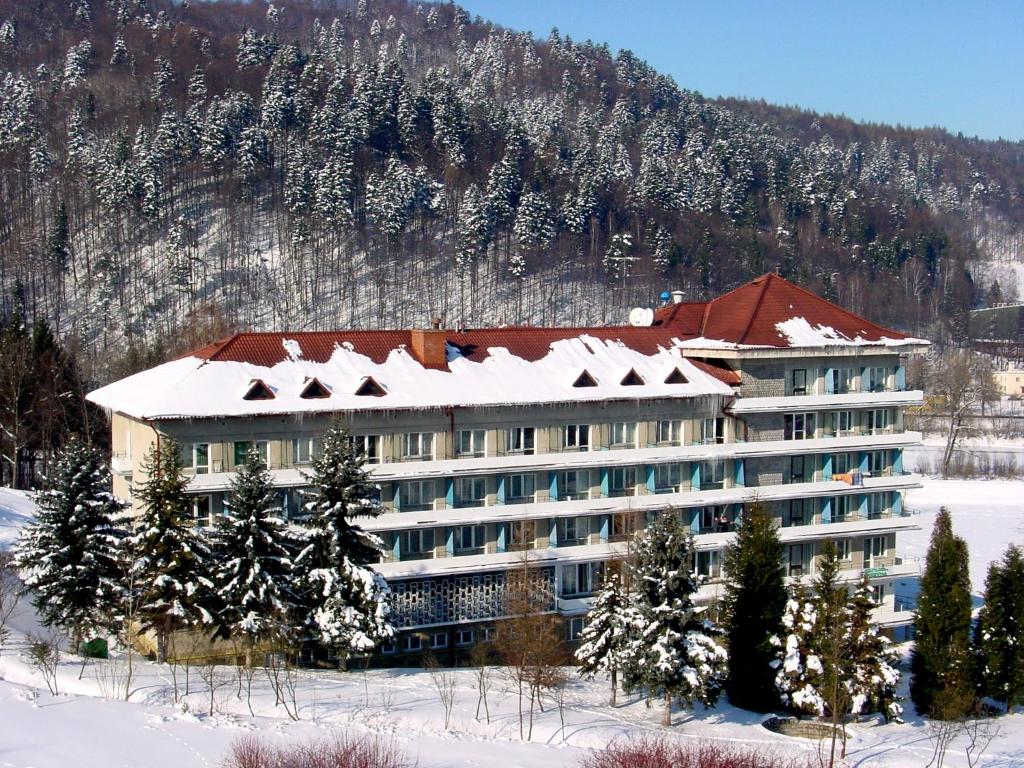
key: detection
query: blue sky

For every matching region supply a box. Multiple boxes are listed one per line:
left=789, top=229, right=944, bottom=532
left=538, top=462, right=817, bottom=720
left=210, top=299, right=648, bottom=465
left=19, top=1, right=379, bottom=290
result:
left=458, top=1, right=1023, bottom=142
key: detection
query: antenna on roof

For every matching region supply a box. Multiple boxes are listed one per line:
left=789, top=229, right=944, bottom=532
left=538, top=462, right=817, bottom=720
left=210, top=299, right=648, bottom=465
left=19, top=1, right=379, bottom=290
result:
left=659, top=291, right=671, bottom=306
left=628, top=307, right=654, bottom=327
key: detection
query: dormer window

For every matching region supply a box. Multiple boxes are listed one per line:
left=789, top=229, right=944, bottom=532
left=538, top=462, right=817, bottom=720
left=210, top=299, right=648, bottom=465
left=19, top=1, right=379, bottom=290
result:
left=243, top=379, right=275, bottom=400
left=300, top=377, right=331, bottom=399
left=355, top=376, right=387, bottom=397
left=664, top=367, right=688, bottom=384
left=620, top=369, right=645, bottom=386
left=572, top=370, right=598, bottom=388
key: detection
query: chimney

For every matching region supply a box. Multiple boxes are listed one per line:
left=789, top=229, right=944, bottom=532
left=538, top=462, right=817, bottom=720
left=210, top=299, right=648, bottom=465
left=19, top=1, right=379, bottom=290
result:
left=671, top=290, right=685, bottom=305
left=410, top=325, right=448, bottom=370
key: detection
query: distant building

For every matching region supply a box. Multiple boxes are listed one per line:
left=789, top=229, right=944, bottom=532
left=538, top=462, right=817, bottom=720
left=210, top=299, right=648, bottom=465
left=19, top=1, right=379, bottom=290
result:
left=993, top=366, right=1024, bottom=397
left=87, top=274, right=929, bottom=654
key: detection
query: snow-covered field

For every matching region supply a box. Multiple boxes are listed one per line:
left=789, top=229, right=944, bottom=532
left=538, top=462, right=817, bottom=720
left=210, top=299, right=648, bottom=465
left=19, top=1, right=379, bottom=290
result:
left=1, top=481, right=1023, bottom=768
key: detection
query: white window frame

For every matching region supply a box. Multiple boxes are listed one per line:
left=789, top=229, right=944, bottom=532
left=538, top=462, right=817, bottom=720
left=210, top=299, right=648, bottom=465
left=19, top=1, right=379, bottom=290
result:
left=400, top=479, right=436, bottom=512
left=701, top=417, right=725, bottom=444
left=455, top=629, right=474, bottom=646
left=865, top=535, right=887, bottom=566
left=346, top=434, right=380, bottom=464
left=455, top=429, right=486, bottom=458
left=611, top=422, right=637, bottom=448
left=608, top=466, right=637, bottom=494
left=867, top=409, right=890, bottom=435
left=695, top=549, right=721, bottom=578
left=560, top=469, right=590, bottom=500
left=402, top=432, right=434, bottom=460
left=656, top=419, right=682, bottom=445
left=784, top=412, right=816, bottom=440
left=506, top=473, right=536, bottom=502
left=654, top=463, right=683, bottom=492
left=836, top=539, right=852, bottom=560
left=510, top=520, right=536, bottom=549
left=233, top=440, right=268, bottom=466
left=454, top=476, right=487, bottom=508
left=400, top=528, right=434, bottom=555
left=453, top=524, right=486, bottom=552
left=699, top=459, right=726, bottom=488
left=182, top=443, right=210, bottom=474
left=506, top=427, right=536, bottom=455
left=568, top=617, right=585, bottom=641
left=192, top=495, right=212, bottom=527
left=431, top=632, right=447, bottom=649
left=563, top=424, right=590, bottom=451
left=292, top=437, right=314, bottom=465
left=558, top=516, right=582, bottom=543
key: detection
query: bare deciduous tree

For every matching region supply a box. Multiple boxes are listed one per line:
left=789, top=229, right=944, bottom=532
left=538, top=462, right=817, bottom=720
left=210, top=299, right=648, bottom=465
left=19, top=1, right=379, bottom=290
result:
left=27, top=631, right=61, bottom=695
left=0, top=550, right=20, bottom=653
left=424, top=652, right=458, bottom=730
left=469, top=640, right=493, bottom=723
left=929, top=350, right=997, bottom=475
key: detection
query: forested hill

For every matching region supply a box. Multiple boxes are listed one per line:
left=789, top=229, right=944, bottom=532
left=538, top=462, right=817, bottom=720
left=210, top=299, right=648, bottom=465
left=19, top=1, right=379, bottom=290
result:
left=0, top=0, right=1022, bottom=383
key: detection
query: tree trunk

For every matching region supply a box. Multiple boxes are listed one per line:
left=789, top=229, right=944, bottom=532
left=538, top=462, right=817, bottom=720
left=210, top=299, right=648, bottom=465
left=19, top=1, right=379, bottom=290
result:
left=663, top=689, right=672, bottom=726
left=610, top=668, right=617, bottom=706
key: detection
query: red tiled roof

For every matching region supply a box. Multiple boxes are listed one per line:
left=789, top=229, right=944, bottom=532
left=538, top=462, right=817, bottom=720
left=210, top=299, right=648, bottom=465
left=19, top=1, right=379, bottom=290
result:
left=692, top=273, right=907, bottom=347
left=180, top=274, right=906, bottom=381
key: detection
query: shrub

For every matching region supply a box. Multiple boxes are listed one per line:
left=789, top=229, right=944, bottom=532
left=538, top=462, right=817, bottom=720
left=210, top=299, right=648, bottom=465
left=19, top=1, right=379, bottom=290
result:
left=579, top=736, right=808, bottom=768
left=224, top=734, right=414, bottom=768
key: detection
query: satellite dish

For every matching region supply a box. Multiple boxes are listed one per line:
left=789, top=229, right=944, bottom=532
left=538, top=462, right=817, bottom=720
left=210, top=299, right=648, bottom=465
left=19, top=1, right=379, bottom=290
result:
left=629, top=307, right=654, bottom=327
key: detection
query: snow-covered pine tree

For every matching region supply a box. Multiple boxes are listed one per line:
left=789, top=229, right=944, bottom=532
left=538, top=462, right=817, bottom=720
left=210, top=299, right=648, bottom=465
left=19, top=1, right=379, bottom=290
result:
left=621, top=511, right=727, bottom=725
left=974, top=544, right=1024, bottom=710
left=846, top=575, right=902, bottom=722
left=291, top=425, right=392, bottom=667
left=14, top=438, right=123, bottom=650
left=211, top=447, right=294, bottom=656
left=575, top=571, right=635, bottom=705
left=130, top=439, right=216, bottom=662
left=722, top=500, right=787, bottom=712
left=771, top=584, right=826, bottom=716
left=910, top=507, right=974, bottom=718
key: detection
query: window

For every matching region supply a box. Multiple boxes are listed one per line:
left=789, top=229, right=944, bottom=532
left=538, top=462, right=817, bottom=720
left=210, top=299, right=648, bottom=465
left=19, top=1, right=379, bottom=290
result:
left=833, top=494, right=852, bottom=521
left=865, top=367, right=887, bottom=393
left=620, top=369, right=645, bottom=386
left=181, top=443, right=210, bottom=474
left=454, top=476, right=487, bottom=508
left=505, top=473, right=536, bottom=502
left=561, top=562, right=601, bottom=597
left=788, top=498, right=806, bottom=526
left=402, top=432, right=433, bottom=460
left=788, top=544, right=805, bottom=576
left=192, top=495, right=213, bottom=527
left=868, top=450, right=887, bottom=475
left=829, top=368, right=856, bottom=394
left=563, top=424, right=590, bottom=451
left=831, top=410, right=855, bottom=436
left=354, top=377, right=386, bottom=397
left=654, top=463, right=683, bottom=492
left=400, top=529, right=435, bottom=557
left=701, top=417, right=725, bottom=444
left=506, top=427, right=535, bottom=455
left=560, top=469, right=590, bottom=499
left=399, top=479, right=436, bottom=512
left=402, top=635, right=422, bottom=652
left=572, top=370, right=598, bottom=388
left=864, top=536, right=887, bottom=566
left=481, top=627, right=496, bottom=642
left=656, top=419, right=682, bottom=445
left=836, top=539, right=852, bottom=560
left=300, top=377, right=332, bottom=399
left=346, top=434, right=380, bottom=464
left=558, top=516, right=585, bottom=544
left=867, top=409, right=890, bottom=435
left=292, top=438, right=314, bottom=464
left=784, top=413, right=815, bottom=440
left=568, top=617, right=585, bottom=641
left=453, top=524, right=485, bottom=553
left=455, top=629, right=475, bottom=646
left=611, top=511, right=642, bottom=541
left=243, top=379, right=275, bottom=400
left=868, top=493, right=886, bottom=520
left=699, top=506, right=717, bottom=532
left=233, top=440, right=268, bottom=466
left=699, top=460, right=725, bottom=490
left=608, top=466, right=637, bottom=496
left=510, top=520, right=536, bottom=550
left=696, top=550, right=721, bottom=578
left=791, top=368, right=808, bottom=395
left=381, top=643, right=396, bottom=655
left=611, top=422, right=637, bottom=447
left=430, top=632, right=448, bottom=649
left=832, top=453, right=852, bottom=475
left=788, top=455, right=807, bottom=483
left=455, top=429, right=486, bottom=457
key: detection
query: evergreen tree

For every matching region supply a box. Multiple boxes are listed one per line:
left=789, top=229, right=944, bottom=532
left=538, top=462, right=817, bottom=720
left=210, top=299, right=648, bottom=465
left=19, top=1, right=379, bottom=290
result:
left=723, top=501, right=787, bottom=712
left=771, top=584, right=826, bottom=715
left=621, top=511, right=727, bottom=725
left=974, top=545, right=1024, bottom=710
left=130, top=439, right=216, bottom=662
left=291, top=425, right=392, bottom=666
left=911, top=508, right=974, bottom=718
left=575, top=571, right=635, bottom=705
left=211, top=447, right=294, bottom=653
left=46, top=202, right=70, bottom=274
left=846, top=576, right=902, bottom=722
left=14, top=439, right=123, bottom=648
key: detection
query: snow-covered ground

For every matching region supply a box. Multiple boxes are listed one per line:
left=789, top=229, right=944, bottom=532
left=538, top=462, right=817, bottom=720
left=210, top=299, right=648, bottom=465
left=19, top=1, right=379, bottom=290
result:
left=2, top=483, right=1024, bottom=768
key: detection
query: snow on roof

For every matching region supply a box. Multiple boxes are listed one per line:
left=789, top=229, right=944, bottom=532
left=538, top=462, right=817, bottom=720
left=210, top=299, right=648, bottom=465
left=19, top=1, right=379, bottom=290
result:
left=86, top=334, right=734, bottom=420
left=773, top=317, right=928, bottom=349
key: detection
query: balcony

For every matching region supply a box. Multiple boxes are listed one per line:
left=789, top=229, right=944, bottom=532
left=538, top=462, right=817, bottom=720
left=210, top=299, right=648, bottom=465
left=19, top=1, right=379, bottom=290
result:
left=730, top=390, right=924, bottom=414
left=111, top=452, right=133, bottom=475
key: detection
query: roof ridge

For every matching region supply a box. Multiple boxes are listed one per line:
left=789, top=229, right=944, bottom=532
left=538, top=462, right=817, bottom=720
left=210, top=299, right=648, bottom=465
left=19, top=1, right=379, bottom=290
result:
left=735, top=274, right=773, bottom=344
left=771, top=273, right=905, bottom=338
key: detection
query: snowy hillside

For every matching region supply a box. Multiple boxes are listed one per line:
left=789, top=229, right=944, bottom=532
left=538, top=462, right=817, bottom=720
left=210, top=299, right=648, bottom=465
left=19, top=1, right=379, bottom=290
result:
left=2, top=480, right=1024, bottom=768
